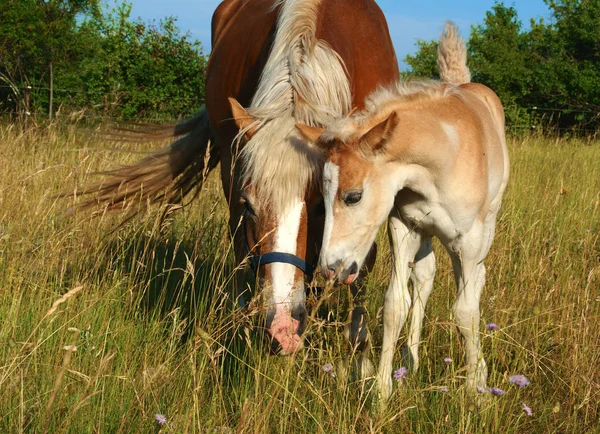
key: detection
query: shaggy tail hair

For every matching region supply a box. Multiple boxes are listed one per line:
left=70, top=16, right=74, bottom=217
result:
left=74, top=108, right=219, bottom=218
left=437, top=21, right=471, bottom=85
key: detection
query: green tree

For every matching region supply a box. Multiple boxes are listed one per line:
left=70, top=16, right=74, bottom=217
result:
left=403, top=39, right=439, bottom=80
left=468, top=4, right=530, bottom=110
left=78, top=2, right=207, bottom=119
left=404, top=1, right=600, bottom=133
left=0, top=0, right=100, bottom=115
left=0, top=0, right=207, bottom=120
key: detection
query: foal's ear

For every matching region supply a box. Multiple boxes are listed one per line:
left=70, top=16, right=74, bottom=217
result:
left=295, top=123, right=327, bottom=151
left=359, top=111, right=399, bottom=154
left=229, top=97, right=257, bottom=140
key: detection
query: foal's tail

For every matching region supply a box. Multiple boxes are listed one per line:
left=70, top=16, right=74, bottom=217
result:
left=75, top=108, right=219, bottom=217
left=437, top=21, right=471, bottom=85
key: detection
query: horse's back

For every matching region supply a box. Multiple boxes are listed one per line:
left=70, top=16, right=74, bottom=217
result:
left=206, top=0, right=280, bottom=132
left=211, top=0, right=247, bottom=46
left=207, top=0, right=400, bottom=130
left=316, top=0, right=399, bottom=107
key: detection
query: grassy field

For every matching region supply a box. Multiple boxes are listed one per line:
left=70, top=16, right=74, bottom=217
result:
left=0, top=122, right=598, bottom=433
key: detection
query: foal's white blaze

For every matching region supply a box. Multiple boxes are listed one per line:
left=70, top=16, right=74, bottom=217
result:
left=268, top=197, right=305, bottom=355
left=321, top=162, right=340, bottom=269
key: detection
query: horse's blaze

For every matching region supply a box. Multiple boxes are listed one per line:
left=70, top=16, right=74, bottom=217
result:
left=268, top=310, right=302, bottom=355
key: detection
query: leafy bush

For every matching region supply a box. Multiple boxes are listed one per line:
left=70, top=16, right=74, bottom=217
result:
left=404, top=1, right=600, bottom=133
left=0, top=1, right=207, bottom=120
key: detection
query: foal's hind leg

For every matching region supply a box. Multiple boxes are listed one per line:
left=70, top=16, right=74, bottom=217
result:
left=346, top=243, right=377, bottom=378
left=404, top=238, right=436, bottom=372
left=447, top=214, right=498, bottom=392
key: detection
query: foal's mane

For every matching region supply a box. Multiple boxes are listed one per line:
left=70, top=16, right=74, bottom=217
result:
left=325, top=80, right=460, bottom=143
left=238, top=0, right=352, bottom=212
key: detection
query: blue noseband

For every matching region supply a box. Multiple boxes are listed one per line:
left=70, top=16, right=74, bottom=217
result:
left=242, top=209, right=316, bottom=278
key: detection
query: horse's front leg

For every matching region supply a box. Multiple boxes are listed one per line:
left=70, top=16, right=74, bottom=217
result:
left=378, top=211, right=422, bottom=401
left=230, top=205, right=252, bottom=309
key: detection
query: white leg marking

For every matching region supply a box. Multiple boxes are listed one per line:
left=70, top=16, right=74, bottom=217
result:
left=406, top=240, right=435, bottom=371
left=378, top=212, right=422, bottom=400
left=446, top=216, right=498, bottom=392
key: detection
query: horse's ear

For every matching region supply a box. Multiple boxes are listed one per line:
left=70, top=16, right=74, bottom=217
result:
left=359, top=111, right=399, bottom=154
left=295, top=123, right=327, bottom=150
left=229, top=97, right=257, bottom=140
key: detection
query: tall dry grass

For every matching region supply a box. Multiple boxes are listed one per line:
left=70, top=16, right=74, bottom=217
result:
left=0, top=123, right=598, bottom=433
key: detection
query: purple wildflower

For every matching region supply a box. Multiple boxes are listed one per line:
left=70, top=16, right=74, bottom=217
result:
left=155, top=414, right=167, bottom=426
left=522, top=403, right=533, bottom=417
left=509, top=374, right=530, bottom=388
left=476, top=386, right=488, bottom=394
left=322, top=363, right=335, bottom=377
left=393, top=367, right=408, bottom=381
left=489, top=387, right=505, bottom=396
left=486, top=323, right=500, bottom=331
left=443, top=357, right=453, bottom=364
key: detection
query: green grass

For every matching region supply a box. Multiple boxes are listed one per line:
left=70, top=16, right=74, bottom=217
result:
left=0, top=124, right=599, bottom=433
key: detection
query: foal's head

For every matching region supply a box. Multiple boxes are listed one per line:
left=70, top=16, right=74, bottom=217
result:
left=297, top=111, right=399, bottom=285
left=230, top=99, right=325, bottom=355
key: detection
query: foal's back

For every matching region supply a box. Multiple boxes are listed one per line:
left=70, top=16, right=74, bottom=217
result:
left=459, top=82, right=509, bottom=215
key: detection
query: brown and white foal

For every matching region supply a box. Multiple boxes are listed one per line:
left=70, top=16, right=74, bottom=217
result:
left=297, top=22, right=510, bottom=400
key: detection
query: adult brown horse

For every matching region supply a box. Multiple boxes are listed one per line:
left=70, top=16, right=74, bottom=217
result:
left=81, top=0, right=398, bottom=356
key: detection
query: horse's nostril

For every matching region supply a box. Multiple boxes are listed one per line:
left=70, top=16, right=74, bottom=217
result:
left=348, top=262, right=358, bottom=275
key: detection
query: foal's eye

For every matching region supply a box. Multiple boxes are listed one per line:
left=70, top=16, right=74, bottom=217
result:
left=343, top=190, right=363, bottom=206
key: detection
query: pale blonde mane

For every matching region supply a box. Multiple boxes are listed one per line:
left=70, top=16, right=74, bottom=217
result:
left=324, top=21, right=471, bottom=141
left=324, top=81, right=460, bottom=143
left=325, top=21, right=471, bottom=143
left=238, top=0, right=352, bottom=212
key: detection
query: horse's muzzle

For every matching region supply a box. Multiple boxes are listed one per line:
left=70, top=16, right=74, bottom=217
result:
left=267, top=306, right=307, bottom=355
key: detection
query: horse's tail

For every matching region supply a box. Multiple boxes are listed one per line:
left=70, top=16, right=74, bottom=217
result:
left=437, top=21, right=471, bottom=85
left=76, top=108, right=219, bottom=216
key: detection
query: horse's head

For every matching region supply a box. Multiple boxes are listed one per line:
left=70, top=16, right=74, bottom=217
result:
left=296, top=111, right=399, bottom=285
left=230, top=98, right=325, bottom=355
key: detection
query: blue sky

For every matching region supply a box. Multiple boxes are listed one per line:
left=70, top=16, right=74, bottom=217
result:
left=129, top=0, right=551, bottom=65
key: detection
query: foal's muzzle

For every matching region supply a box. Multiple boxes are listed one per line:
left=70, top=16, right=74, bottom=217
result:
left=323, top=260, right=359, bottom=285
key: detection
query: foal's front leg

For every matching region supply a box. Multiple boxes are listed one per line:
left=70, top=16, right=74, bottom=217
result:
left=346, top=243, right=377, bottom=378
left=378, top=212, right=422, bottom=400
left=405, top=239, right=435, bottom=372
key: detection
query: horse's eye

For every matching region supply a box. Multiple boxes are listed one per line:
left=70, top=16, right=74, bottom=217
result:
left=343, top=190, right=363, bottom=206
left=240, top=194, right=256, bottom=216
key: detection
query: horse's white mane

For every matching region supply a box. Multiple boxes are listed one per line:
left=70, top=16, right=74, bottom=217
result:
left=239, top=0, right=352, bottom=212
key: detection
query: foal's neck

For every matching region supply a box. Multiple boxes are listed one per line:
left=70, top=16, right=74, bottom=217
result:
left=380, top=107, right=457, bottom=197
